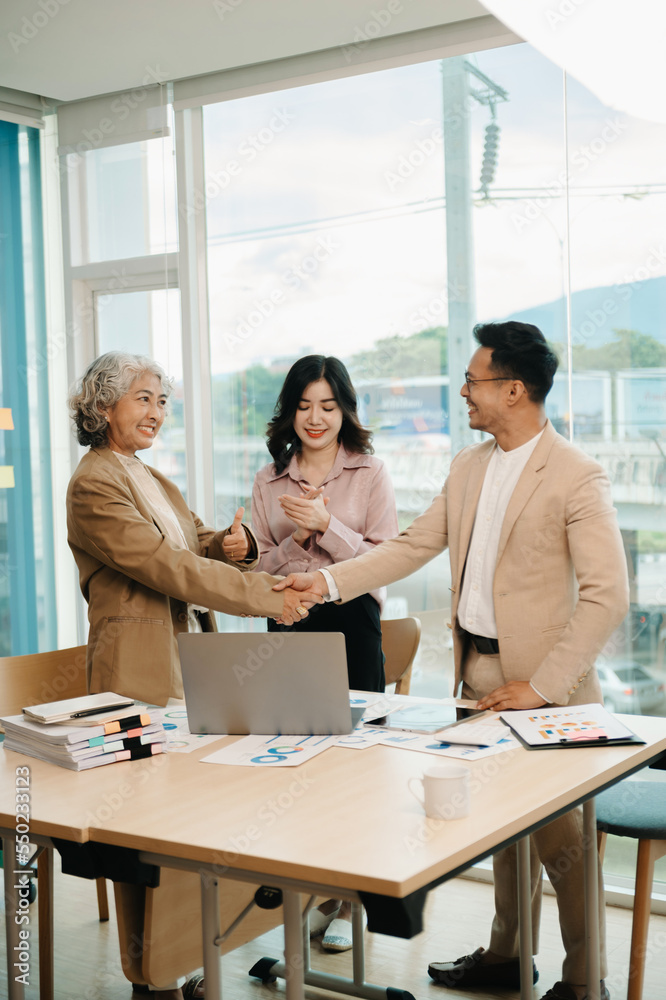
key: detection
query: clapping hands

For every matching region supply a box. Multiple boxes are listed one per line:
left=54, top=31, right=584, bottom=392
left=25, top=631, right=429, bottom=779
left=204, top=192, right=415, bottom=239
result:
left=279, top=486, right=330, bottom=544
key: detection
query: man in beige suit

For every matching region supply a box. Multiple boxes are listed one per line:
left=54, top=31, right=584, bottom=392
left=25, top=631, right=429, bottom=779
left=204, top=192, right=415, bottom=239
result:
left=274, top=321, right=629, bottom=1000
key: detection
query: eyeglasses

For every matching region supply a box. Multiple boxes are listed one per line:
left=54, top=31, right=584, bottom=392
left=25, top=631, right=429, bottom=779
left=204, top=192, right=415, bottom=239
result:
left=464, top=372, right=511, bottom=388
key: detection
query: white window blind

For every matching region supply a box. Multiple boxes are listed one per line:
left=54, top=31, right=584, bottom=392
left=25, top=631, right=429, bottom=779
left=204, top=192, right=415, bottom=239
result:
left=0, top=86, right=45, bottom=128
left=56, top=83, right=169, bottom=155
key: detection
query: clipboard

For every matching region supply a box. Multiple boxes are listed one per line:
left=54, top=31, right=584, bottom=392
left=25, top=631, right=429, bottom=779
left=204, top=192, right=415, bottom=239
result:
left=499, top=703, right=645, bottom=750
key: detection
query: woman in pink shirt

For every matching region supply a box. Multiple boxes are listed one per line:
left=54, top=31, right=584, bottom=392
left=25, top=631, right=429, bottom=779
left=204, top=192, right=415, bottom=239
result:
left=245, top=355, right=398, bottom=951
left=250, top=355, right=398, bottom=693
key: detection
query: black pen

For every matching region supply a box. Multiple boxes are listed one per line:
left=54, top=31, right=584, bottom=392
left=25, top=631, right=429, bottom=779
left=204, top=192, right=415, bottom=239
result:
left=71, top=703, right=132, bottom=719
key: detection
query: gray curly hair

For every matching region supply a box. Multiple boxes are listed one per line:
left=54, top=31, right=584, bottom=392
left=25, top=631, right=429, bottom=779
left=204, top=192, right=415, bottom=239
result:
left=69, top=352, right=173, bottom=448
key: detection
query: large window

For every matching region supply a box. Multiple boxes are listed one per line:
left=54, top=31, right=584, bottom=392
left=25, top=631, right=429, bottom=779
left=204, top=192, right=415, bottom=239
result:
left=199, top=45, right=666, bottom=710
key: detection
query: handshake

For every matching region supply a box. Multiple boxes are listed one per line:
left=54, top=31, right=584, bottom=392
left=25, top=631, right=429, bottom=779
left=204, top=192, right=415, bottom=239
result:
left=271, top=571, right=330, bottom=626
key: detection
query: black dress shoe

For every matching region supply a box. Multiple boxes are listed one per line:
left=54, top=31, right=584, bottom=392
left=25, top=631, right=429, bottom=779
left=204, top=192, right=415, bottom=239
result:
left=427, top=947, right=538, bottom=989
left=539, top=981, right=610, bottom=1000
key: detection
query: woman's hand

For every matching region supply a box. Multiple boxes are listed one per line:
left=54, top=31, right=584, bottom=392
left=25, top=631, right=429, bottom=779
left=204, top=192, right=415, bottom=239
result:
left=222, top=507, right=250, bottom=561
left=279, top=487, right=331, bottom=536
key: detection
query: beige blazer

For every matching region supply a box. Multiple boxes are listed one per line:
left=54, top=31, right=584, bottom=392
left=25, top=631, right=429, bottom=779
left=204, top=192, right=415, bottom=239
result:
left=67, top=447, right=285, bottom=705
left=330, top=422, right=629, bottom=706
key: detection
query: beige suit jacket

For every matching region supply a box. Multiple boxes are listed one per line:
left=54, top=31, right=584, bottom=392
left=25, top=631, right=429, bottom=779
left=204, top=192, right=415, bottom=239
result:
left=67, top=447, right=285, bottom=705
left=329, top=422, right=629, bottom=705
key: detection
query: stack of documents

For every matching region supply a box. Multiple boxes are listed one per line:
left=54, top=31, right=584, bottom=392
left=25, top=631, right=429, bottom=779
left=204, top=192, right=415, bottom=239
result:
left=1, top=696, right=166, bottom=769
left=21, top=690, right=134, bottom=724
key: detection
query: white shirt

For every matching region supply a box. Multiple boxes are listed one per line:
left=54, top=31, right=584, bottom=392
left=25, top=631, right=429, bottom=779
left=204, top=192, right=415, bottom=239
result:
left=113, top=452, right=205, bottom=631
left=457, top=428, right=544, bottom=638
left=322, top=429, right=548, bottom=699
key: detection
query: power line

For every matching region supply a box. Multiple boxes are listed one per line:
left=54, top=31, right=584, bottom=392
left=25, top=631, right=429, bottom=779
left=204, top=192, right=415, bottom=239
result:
left=207, top=183, right=666, bottom=246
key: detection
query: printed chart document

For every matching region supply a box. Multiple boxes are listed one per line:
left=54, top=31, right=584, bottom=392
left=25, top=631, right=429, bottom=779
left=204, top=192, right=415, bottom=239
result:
left=499, top=703, right=644, bottom=750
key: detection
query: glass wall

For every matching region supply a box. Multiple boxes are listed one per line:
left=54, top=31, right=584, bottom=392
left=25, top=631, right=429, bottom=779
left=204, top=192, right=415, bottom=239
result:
left=199, top=44, right=666, bottom=709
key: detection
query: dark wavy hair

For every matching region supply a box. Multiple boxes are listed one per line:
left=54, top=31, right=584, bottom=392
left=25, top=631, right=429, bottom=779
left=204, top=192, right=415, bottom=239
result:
left=266, top=355, right=373, bottom=473
left=473, top=321, right=559, bottom=403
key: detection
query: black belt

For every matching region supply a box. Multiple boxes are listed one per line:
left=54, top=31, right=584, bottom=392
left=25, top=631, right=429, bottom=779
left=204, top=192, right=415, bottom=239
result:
left=465, top=631, right=500, bottom=655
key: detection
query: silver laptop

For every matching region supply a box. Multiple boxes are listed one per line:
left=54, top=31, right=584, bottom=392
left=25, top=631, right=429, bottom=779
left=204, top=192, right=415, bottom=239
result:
left=178, top=631, right=357, bottom=735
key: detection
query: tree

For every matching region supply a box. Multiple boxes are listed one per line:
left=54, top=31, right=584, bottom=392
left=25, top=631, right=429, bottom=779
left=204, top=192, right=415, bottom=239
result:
left=347, top=326, right=448, bottom=381
left=572, top=329, right=666, bottom=371
left=212, top=365, right=285, bottom=437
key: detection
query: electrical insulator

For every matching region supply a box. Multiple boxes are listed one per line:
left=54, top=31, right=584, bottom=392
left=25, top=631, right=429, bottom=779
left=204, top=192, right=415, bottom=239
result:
left=479, top=122, right=501, bottom=194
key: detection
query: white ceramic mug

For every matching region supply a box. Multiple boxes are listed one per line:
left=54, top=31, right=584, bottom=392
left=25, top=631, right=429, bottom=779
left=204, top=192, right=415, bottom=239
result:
left=408, top=763, right=471, bottom=820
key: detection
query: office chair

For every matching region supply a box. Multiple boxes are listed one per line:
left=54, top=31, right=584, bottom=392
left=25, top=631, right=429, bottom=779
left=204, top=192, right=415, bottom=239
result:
left=381, top=615, right=421, bottom=695
left=0, top=645, right=110, bottom=1000
left=596, top=779, right=666, bottom=1000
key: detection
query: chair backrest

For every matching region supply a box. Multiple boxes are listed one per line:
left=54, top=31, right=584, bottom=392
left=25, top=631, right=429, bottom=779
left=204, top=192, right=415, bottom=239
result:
left=381, top=616, right=421, bottom=695
left=0, top=645, right=88, bottom=726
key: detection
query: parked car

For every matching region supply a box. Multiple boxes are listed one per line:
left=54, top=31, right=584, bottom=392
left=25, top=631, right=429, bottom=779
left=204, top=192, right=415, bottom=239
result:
left=596, top=660, right=666, bottom=715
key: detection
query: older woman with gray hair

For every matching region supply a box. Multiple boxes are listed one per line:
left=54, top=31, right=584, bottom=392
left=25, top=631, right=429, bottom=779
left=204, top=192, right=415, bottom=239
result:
left=67, top=351, right=320, bottom=710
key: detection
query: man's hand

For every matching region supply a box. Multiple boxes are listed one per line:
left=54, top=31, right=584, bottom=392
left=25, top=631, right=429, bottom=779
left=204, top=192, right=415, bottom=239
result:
left=222, top=507, right=250, bottom=561
left=278, top=586, right=324, bottom=626
left=476, top=681, right=547, bottom=712
left=272, top=571, right=329, bottom=598
left=279, top=489, right=331, bottom=534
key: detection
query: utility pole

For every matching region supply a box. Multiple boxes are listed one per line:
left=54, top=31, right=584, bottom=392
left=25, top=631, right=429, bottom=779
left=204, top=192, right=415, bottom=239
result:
left=442, top=57, right=476, bottom=454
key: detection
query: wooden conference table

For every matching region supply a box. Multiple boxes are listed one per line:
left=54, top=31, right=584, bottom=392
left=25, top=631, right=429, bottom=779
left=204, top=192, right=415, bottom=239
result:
left=2, top=712, right=666, bottom=1000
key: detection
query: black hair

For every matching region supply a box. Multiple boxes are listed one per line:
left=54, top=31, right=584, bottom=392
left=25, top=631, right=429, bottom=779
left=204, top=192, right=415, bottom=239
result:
left=266, top=355, right=373, bottom=473
left=473, top=321, right=559, bottom=403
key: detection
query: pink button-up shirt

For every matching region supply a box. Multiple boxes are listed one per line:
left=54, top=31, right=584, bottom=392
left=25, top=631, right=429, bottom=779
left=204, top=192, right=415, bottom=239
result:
left=251, top=445, right=399, bottom=609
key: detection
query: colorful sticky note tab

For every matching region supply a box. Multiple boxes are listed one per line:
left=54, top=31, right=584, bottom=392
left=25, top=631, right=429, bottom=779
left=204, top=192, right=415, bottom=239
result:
left=0, top=409, right=13, bottom=430
left=0, top=466, right=15, bottom=488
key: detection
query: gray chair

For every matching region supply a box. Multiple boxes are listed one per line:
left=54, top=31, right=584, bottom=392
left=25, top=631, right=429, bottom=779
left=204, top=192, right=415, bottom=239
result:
left=596, top=780, right=666, bottom=1000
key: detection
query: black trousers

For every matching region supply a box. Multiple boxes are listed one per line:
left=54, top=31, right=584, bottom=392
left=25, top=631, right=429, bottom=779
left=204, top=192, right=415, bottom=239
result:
left=268, top=593, right=385, bottom=692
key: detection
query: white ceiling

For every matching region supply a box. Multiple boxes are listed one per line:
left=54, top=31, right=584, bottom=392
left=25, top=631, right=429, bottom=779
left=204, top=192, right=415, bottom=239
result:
left=0, top=0, right=489, bottom=104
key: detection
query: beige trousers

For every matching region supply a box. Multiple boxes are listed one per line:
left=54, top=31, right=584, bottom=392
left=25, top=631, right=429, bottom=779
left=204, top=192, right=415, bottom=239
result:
left=461, top=646, right=607, bottom=984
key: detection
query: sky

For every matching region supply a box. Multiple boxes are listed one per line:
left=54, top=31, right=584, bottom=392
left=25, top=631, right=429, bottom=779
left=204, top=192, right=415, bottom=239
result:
left=136, top=40, right=666, bottom=375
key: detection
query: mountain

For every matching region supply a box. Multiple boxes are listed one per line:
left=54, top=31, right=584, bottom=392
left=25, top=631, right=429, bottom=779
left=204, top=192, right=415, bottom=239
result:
left=505, top=275, right=666, bottom=349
